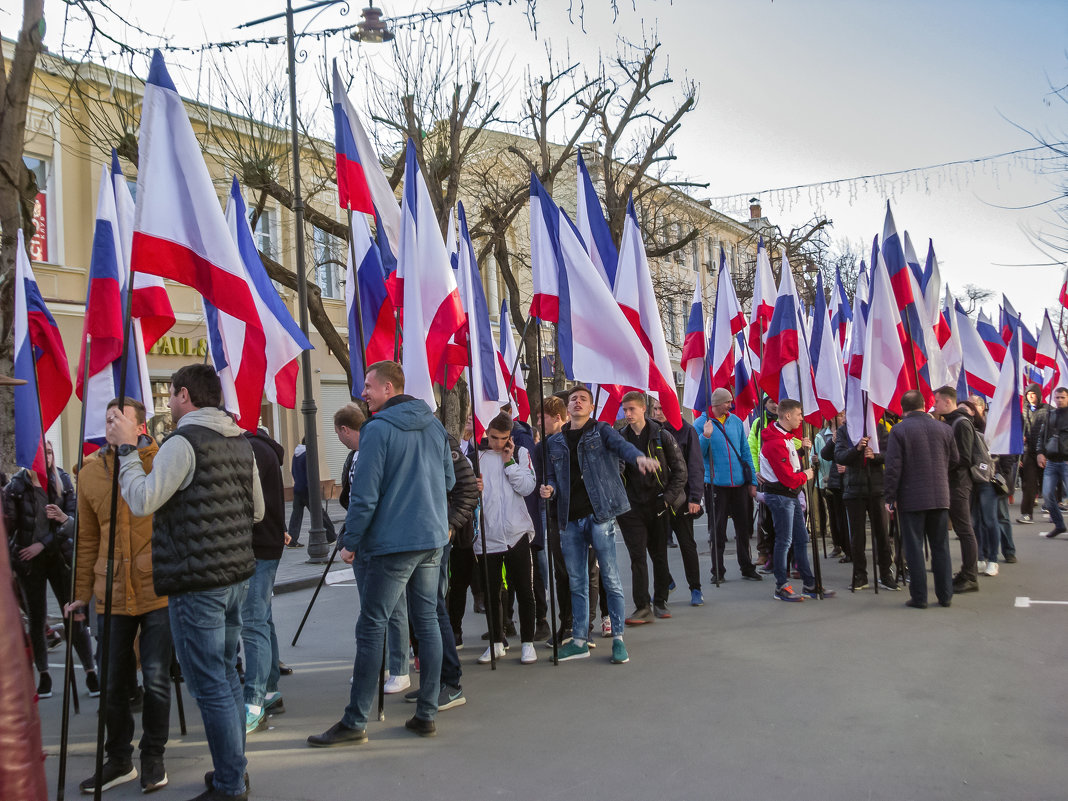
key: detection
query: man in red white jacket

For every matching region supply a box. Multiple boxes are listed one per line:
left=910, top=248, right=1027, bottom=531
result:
left=758, top=399, right=837, bottom=602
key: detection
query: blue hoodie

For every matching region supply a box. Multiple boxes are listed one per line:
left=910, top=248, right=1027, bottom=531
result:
left=343, top=395, right=455, bottom=557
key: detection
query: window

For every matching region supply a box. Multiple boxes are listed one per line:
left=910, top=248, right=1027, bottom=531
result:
left=148, top=380, right=175, bottom=444
left=666, top=299, right=679, bottom=344
left=23, top=156, right=51, bottom=262
left=314, top=227, right=344, bottom=300
left=690, top=240, right=699, bottom=271
left=251, top=207, right=276, bottom=259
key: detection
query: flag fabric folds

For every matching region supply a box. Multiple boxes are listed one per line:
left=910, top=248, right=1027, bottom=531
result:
left=809, top=271, right=845, bottom=421
left=346, top=210, right=396, bottom=396
left=954, top=300, right=999, bottom=398
left=681, top=275, right=707, bottom=411
left=397, top=140, right=466, bottom=408
left=987, top=327, right=1024, bottom=455
left=708, top=252, right=745, bottom=395
left=748, top=237, right=776, bottom=357
left=575, top=151, right=618, bottom=291
left=14, top=230, right=71, bottom=486
left=498, top=303, right=530, bottom=422
left=830, top=267, right=853, bottom=351
left=861, top=249, right=908, bottom=416
left=528, top=175, right=648, bottom=390
left=759, top=255, right=801, bottom=402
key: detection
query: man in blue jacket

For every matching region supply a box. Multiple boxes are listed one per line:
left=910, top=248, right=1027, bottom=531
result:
left=539, top=386, right=659, bottom=665
left=696, top=388, right=761, bottom=581
left=309, top=361, right=455, bottom=746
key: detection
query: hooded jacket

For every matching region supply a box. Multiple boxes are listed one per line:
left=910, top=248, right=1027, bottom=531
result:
left=74, top=437, right=167, bottom=615
left=474, top=445, right=536, bottom=555
left=834, top=418, right=889, bottom=500
left=942, top=408, right=976, bottom=487
left=1022, top=383, right=1048, bottom=456
left=245, top=429, right=287, bottom=561
left=343, top=395, right=455, bottom=557
left=759, top=422, right=808, bottom=496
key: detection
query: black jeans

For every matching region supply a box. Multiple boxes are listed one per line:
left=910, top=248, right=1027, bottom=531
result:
left=18, top=554, right=94, bottom=674
left=898, top=509, right=952, bottom=606
left=1019, top=454, right=1042, bottom=516
left=824, top=488, right=850, bottom=556
left=948, top=480, right=979, bottom=581
left=668, top=510, right=701, bottom=590
left=708, top=484, right=755, bottom=577
left=618, top=503, right=671, bottom=609
left=447, top=545, right=478, bottom=638
left=287, top=492, right=337, bottom=544
left=98, top=608, right=172, bottom=764
left=845, top=495, right=892, bottom=582
left=755, top=499, right=775, bottom=560
left=476, top=536, right=536, bottom=643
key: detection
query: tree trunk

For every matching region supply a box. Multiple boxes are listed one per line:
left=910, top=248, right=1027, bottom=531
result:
left=0, top=0, right=46, bottom=473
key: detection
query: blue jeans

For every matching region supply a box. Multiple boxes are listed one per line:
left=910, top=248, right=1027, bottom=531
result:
left=765, top=493, right=815, bottom=589
left=352, top=555, right=409, bottom=677
left=343, top=548, right=442, bottom=729
left=1042, top=460, right=1068, bottom=531
left=971, top=482, right=1000, bottom=563
left=434, top=542, right=462, bottom=688
left=241, top=558, right=279, bottom=708
left=560, top=516, right=625, bottom=641
left=169, top=582, right=248, bottom=796
left=995, top=494, right=1016, bottom=558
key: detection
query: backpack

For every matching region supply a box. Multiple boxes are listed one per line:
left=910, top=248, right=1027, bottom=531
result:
left=953, top=418, right=994, bottom=483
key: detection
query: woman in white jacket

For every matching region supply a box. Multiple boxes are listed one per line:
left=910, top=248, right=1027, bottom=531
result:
left=475, top=413, right=538, bottom=665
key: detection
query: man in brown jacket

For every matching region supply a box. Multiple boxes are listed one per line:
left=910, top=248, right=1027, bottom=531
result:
left=67, top=398, right=171, bottom=794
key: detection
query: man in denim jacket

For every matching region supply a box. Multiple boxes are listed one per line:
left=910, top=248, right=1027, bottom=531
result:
left=539, top=386, right=659, bottom=665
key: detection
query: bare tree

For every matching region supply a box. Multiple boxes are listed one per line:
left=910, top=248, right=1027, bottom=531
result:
left=960, top=283, right=995, bottom=317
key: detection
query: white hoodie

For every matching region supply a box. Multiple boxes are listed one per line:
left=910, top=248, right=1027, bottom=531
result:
left=474, top=446, right=536, bottom=555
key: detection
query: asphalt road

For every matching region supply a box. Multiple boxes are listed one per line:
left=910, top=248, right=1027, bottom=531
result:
left=39, top=514, right=1068, bottom=801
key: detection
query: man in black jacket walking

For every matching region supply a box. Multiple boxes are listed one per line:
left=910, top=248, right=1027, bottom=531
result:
left=934, top=386, right=980, bottom=593
left=884, top=390, right=959, bottom=609
left=617, top=392, right=688, bottom=623
left=649, top=398, right=705, bottom=607
left=1037, top=386, right=1068, bottom=538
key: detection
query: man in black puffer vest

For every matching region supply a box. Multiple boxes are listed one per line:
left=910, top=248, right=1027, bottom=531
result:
left=108, top=364, right=263, bottom=801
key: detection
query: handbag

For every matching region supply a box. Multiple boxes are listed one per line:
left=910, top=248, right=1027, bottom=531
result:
left=712, top=418, right=754, bottom=486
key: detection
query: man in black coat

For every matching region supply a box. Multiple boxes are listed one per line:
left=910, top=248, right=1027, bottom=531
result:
left=1018, top=383, right=1048, bottom=523
left=241, top=426, right=288, bottom=732
left=884, top=390, right=959, bottom=609
left=649, top=398, right=705, bottom=607
left=835, top=417, right=895, bottom=590
left=1036, top=386, right=1068, bottom=538
left=934, top=386, right=980, bottom=593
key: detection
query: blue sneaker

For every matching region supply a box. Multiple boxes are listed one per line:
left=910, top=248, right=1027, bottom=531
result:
left=774, top=584, right=805, bottom=602
left=557, top=640, right=590, bottom=661
left=245, top=705, right=266, bottom=733
left=690, top=589, right=704, bottom=607
left=610, top=639, right=629, bottom=664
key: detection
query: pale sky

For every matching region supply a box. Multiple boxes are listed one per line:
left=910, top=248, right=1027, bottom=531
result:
left=18, top=0, right=1068, bottom=327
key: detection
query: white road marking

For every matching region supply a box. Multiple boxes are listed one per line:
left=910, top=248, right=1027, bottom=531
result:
left=1015, top=596, right=1068, bottom=607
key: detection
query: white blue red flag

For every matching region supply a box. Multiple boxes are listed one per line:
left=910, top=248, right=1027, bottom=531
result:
left=456, top=202, right=508, bottom=439
left=830, top=267, right=852, bottom=351
left=681, top=274, right=707, bottom=411
left=954, top=300, right=999, bottom=397
left=938, top=285, right=963, bottom=388
left=976, top=309, right=1006, bottom=365
left=1036, top=312, right=1059, bottom=372
left=987, top=327, right=1024, bottom=455
left=575, top=151, right=618, bottom=291
left=881, top=203, right=932, bottom=400
left=331, top=61, right=401, bottom=276
left=732, top=333, right=759, bottom=422
left=498, top=303, right=530, bottom=422
left=759, top=254, right=801, bottom=402
left=861, top=247, right=908, bottom=416
left=14, top=230, right=71, bottom=486
left=528, top=175, right=648, bottom=390
left=613, top=198, right=683, bottom=427
left=809, top=271, right=845, bottom=421
left=844, top=262, right=879, bottom=448
left=708, top=249, right=745, bottom=395
left=345, top=209, right=396, bottom=395
left=397, top=140, right=466, bottom=408
left=748, top=236, right=776, bottom=356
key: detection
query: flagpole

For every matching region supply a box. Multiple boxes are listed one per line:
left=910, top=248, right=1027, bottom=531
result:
left=56, top=335, right=94, bottom=801
left=699, top=262, right=720, bottom=588
left=534, top=319, right=559, bottom=665
left=90, top=264, right=138, bottom=801
left=345, top=207, right=369, bottom=386
left=504, top=312, right=534, bottom=400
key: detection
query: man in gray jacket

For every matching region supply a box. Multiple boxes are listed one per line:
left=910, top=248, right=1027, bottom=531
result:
left=884, top=390, right=959, bottom=609
left=107, top=364, right=264, bottom=801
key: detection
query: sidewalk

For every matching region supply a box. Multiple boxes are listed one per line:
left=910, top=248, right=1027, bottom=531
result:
left=274, top=500, right=351, bottom=594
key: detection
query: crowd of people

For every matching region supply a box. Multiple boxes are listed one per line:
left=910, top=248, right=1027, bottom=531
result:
left=5, top=359, right=1064, bottom=800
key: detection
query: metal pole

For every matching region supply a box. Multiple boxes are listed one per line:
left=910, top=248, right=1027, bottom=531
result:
left=56, top=334, right=94, bottom=801
left=291, top=536, right=342, bottom=646
left=504, top=312, right=534, bottom=400
left=285, top=0, right=328, bottom=562
left=535, top=321, right=559, bottom=665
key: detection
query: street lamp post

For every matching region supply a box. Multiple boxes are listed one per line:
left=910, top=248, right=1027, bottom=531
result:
left=238, top=1, right=392, bottom=562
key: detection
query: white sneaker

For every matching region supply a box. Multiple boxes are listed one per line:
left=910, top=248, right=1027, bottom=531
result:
left=520, top=642, right=537, bottom=664
left=984, top=562, right=999, bottom=576
left=976, top=560, right=988, bottom=572
left=600, top=616, right=612, bottom=638
left=477, top=643, right=506, bottom=664
left=382, top=674, right=411, bottom=694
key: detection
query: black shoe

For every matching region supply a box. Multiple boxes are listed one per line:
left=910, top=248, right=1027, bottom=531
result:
left=405, top=715, right=437, bottom=737
left=473, top=594, right=486, bottom=614
left=879, top=576, right=901, bottom=591
left=1043, top=528, right=1066, bottom=538
left=533, top=619, right=551, bottom=642
left=189, top=788, right=248, bottom=801
left=140, top=756, right=168, bottom=793
left=653, top=603, right=672, bottom=619
left=503, top=618, right=518, bottom=638
left=741, top=569, right=763, bottom=581
left=838, top=556, right=852, bottom=564
left=952, top=576, right=980, bottom=593
left=905, top=598, right=928, bottom=609
left=85, top=670, right=100, bottom=697
left=307, top=721, right=368, bottom=748
left=36, top=672, right=52, bottom=699
left=939, top=600, right=952, bottom=607
left=1003, top=554, right=1017, bottom=563
left=278, top=661, right=294, bottom=676
left=79, top=761, right=137, bottom=793
left=287, top=540, right=304, bottom=548
left=625, top=606, right=654, bottom=625
left=204, top=770, right=250, bottom=792
left=265, top=692, right=285, bottom=714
